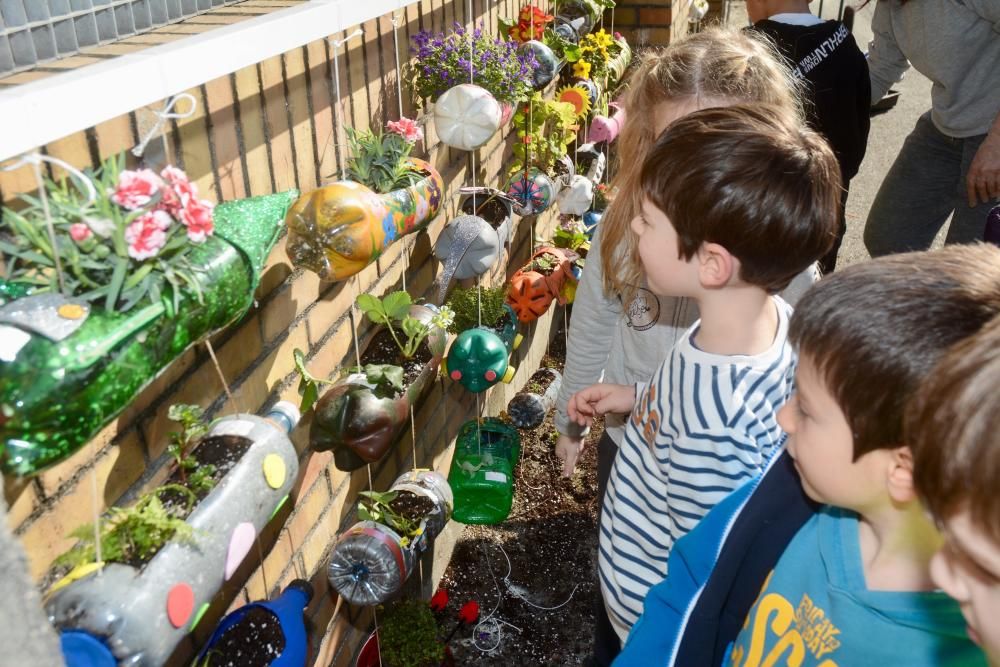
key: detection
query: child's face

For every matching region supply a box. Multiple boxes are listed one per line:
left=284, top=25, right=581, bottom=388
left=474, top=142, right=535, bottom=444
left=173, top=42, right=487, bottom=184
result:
left=779, top=355, right=888, bottom=511
left=630, top=198, right=698, bottom=297
left=931, top=511, right=1000, bottom=664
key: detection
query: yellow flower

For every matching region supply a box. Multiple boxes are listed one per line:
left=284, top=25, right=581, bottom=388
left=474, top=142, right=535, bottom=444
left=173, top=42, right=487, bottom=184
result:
left=573, top=60, right=592, bottom=79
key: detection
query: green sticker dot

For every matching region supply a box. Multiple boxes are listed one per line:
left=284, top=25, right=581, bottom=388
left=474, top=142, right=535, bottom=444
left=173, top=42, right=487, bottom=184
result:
left=189, top=602, right=211, bottom=632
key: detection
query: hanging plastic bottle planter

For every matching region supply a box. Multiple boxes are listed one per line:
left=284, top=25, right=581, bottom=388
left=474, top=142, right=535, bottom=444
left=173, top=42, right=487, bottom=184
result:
left=285, top=159, right=444, bottom=281
left=0, top=190, right=298, bottom=477
left=309, top=302, right=448, bottom=472
left=47, top=403, right=301, bottom=667
left=432, top=188, right=516, bottom=302
left=556, top=145, right=607, bottom=217
left=448, top=418, right=521, bottom=525
left=518, top=40, right=562, bottom=90
left=432, top=83, right=504, bottom=151
left=195, top=580, right=313, bottom=667
left=506, top=247, right=580, bottom=323
left=507, top=368, right=564, bottom=430
left=589, top=101, right=626, bottom=145
left=442, top=303, right=522, bottom=394
left=328, top=470, right=453, bottom=606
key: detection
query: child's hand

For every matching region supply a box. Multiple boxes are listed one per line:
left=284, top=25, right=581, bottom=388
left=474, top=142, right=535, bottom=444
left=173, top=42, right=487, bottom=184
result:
left=555, top=434, right=586, bottom=478
left=567, top=383, right=636, bottom=427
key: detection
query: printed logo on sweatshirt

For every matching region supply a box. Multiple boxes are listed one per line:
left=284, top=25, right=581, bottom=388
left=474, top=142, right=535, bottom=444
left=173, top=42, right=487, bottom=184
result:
left=624, top=288, right=659, bottom=331
left=791, top=23, right=850, bottom=80
left=730, top=577, right=842, bottom=667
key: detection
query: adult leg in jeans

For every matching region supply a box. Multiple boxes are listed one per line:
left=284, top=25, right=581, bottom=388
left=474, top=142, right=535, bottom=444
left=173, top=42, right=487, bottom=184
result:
left=948, top=132, right=996, bottom=244
left=590, top=431, right=621, bottom=667
left=864, top=112, right=963, bottom=257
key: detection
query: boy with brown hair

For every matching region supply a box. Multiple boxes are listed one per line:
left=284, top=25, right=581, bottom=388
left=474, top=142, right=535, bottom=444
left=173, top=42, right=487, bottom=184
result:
left=907, top=315, right=1000, bottom=665
left=614, top=244, right=1000, bottom=666
left=568, top=103, right=840, bottom=642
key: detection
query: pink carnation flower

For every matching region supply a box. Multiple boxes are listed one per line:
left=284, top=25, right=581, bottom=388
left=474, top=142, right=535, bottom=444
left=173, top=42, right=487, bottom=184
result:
left=180, top=197, right=215, bottom=243
left=69, top=223, right=93, bottom=242
left=111, top=169, right=162, bottom=210
left=158, top=165, right=200, bottom=217
left=387, top=117, right=423, bottom=144
left=125, top=209, right=171, bottom=260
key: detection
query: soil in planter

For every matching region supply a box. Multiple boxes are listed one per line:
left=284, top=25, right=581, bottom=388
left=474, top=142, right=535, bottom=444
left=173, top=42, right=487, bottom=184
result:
left=202, top=606, right=286, bottom=666
left=439, top=327, right=603, bottom=665
left=360, top=327, right=434, bottom=397
left=461, top=194, right=509, bottom=228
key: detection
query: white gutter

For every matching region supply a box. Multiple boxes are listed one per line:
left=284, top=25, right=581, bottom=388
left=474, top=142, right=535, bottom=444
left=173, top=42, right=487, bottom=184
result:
left=0, top=0, right=419, bottom=162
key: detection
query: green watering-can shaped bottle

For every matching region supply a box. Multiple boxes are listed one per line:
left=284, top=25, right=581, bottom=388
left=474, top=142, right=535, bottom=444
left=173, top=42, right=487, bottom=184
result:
left=0, top=191, right=297, bottom=476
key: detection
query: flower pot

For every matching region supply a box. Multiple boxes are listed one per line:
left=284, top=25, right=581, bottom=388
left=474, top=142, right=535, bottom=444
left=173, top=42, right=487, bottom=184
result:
left=432, top=84, right=503, bottom=151
left=555, top=0, right=597, bottom=39
left=196, top=580, right=312, bottom=667
left=606, top=36, right=632, bottom=85
left=0, top=191, right=297, bottom=477
left=356, top=631, right=454, bottom=667
left=309, top=305, right=448, bottom=472
left=328, top=470, right=453, bottom=606
left=507, top=368, right=563, bottom=429
left=47, top=404, right=301, bottom=667
left=519, top=40, right=561, bottom=90
left=556, top=147, right=606, bottom=216
left=442, top=304, right=520, bottom=394
left=506, top=247, right=580, bottom=323
left=448, top=418, right=521, bottom=525
left=505, top=167, right=558, bottom=216
left=589, top=102, right=625, bottom=144
left=285, top=159, right=444, bottom=281
left=432, top=188, right=515, bottom=301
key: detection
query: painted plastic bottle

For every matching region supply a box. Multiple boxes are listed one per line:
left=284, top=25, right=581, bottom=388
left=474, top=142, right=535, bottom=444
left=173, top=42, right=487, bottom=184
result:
left=447, top=418, right=521, bottom=524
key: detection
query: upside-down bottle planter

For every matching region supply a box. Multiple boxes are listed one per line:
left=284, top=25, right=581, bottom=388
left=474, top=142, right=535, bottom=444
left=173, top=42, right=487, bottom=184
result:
left=328, top=470, right=453, bottom=606
left=556, top=145, right=607, bottom=216
left=505, top=167, right=559, bottom=217
left=507, top=368, right=564, bottom=429
left=432, top=188, right=515, bottom=301
left=442, top=304, right=522, bottom=394
left=0, top=190, right=297, bottom=477
left=589, top=102, right=626, bottom=145
left=47, top=403, right=301, bottom=667
left=519, top=40, right=561, bottom=89
left=432, top=84, right=505, bottom=151
left=309, top=305, right=448, bottom=472
left=285, top=159, right=444, bottom=281
left=506, top=247, right=580, bottom=323
left=448, top=418, right=521, bottom=525
left=196, top=580, right=312, bottom=667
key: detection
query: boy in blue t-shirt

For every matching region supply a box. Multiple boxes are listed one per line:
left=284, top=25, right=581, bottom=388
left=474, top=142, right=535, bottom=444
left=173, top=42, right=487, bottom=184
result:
left=615, top=244, right=1000, bottom=666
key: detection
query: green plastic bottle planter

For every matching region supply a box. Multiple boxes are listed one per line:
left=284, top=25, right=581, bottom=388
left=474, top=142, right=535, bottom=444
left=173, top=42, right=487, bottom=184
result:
left=448, top=418, right=521, bottom=525
left=309, top=305, right=448, bottom=472
left=442, top=304, right=521, bottom=394
left=0, top=191, right=297, bottom=477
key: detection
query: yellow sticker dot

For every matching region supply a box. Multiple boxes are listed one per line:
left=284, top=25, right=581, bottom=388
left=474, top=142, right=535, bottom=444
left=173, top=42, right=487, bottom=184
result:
left=57, top=303, right=86, bottom=320
left=49, top=561, right=104, bottom=594
left=262, top=454, right=286, bottom=489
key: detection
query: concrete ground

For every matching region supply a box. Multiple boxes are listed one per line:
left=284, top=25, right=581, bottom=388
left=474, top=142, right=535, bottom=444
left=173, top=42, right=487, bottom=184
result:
left=727, top=1, right=939, bottom=268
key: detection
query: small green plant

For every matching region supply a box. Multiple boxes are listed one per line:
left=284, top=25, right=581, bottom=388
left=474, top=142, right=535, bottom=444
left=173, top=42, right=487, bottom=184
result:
left=445, top=284, right=508, bottom=334
left=344, top=123, right=423, bottom=195
left=294, top=349, right=336, bottom=413
left=378, top=597, right=446, bottom=667
left=511, top=93, right=578, bottom=175
left=166, top=403, right=215, bottom=496
left=357, top=490, right=423, bottom=540
left=552, top=217, right=589, bottom=252
left=530, top=251, right=559, bottom=274
left=355, top=291, right=453, bottom=359
left=54, top=484, right=197, bottom=569
left=352, top=363, right=406, bottom=397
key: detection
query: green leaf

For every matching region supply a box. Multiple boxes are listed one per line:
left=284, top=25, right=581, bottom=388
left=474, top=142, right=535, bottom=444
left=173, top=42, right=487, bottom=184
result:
left=105, top=255, right=128, bottom=311
left=299, top=378, right=319, bottom=413
left=381, top=291, right=412, bottom=320
left=355, top=293, right=387, bottom=322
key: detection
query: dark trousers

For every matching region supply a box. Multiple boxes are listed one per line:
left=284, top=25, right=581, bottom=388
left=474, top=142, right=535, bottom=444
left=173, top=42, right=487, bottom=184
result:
left=590, top=430, right=621, bottom=666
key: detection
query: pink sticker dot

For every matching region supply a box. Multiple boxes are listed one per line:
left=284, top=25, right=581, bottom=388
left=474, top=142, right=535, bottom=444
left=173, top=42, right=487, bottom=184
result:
left=485, top=370, right=497, bottom=382
left=167, top=583, right=195, bottom=628
left=450, top=370, right=462, bottom=380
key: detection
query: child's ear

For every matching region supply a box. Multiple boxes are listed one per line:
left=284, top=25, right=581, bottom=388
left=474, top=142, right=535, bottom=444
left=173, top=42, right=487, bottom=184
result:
left=697, top=242, right=736, bottom=288
left=886, top=446, right=917, bottom=503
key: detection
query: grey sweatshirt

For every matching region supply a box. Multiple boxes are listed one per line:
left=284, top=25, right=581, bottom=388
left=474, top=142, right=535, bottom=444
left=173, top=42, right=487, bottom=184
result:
left=868, top=0, right=1000, bottom=137
left=554, top=225, right=818, bottom=444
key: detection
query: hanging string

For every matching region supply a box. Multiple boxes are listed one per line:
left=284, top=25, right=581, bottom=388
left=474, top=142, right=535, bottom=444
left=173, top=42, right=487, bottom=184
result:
left=1, top=153, right=98, bottom=293
left=89, top=441, right=103, bottom=567
left=205, top=339, right=241, bottom=414
left=391, top=4, right=405, bottom=121
left=330, top=28, right=364, bottom=179
left=132, top=92, right=197, bottom=164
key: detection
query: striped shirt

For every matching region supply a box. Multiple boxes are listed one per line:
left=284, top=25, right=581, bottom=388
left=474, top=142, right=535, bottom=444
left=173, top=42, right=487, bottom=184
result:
left=598, top=297, right=796, bottom=641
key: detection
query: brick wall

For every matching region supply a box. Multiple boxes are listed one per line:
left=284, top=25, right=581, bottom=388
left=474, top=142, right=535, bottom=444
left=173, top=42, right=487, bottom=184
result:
left=0, top=0, right=652, bottom=664
left=607, top=0, right=690, bottom=48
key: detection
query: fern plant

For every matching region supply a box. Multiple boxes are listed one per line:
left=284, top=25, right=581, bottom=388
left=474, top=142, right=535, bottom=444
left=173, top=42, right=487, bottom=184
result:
left=444, top=284, right=508, bottom=333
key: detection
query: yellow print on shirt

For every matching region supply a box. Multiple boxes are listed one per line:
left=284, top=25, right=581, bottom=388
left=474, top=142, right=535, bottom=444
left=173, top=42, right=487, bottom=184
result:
left=732, top=588, right=841, bottom=667
left=632, top=382, right=661, bottom=446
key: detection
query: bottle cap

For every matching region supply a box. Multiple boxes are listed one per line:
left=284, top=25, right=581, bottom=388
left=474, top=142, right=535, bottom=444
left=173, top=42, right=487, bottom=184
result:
left=267, top=401, right=301, bottom=433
